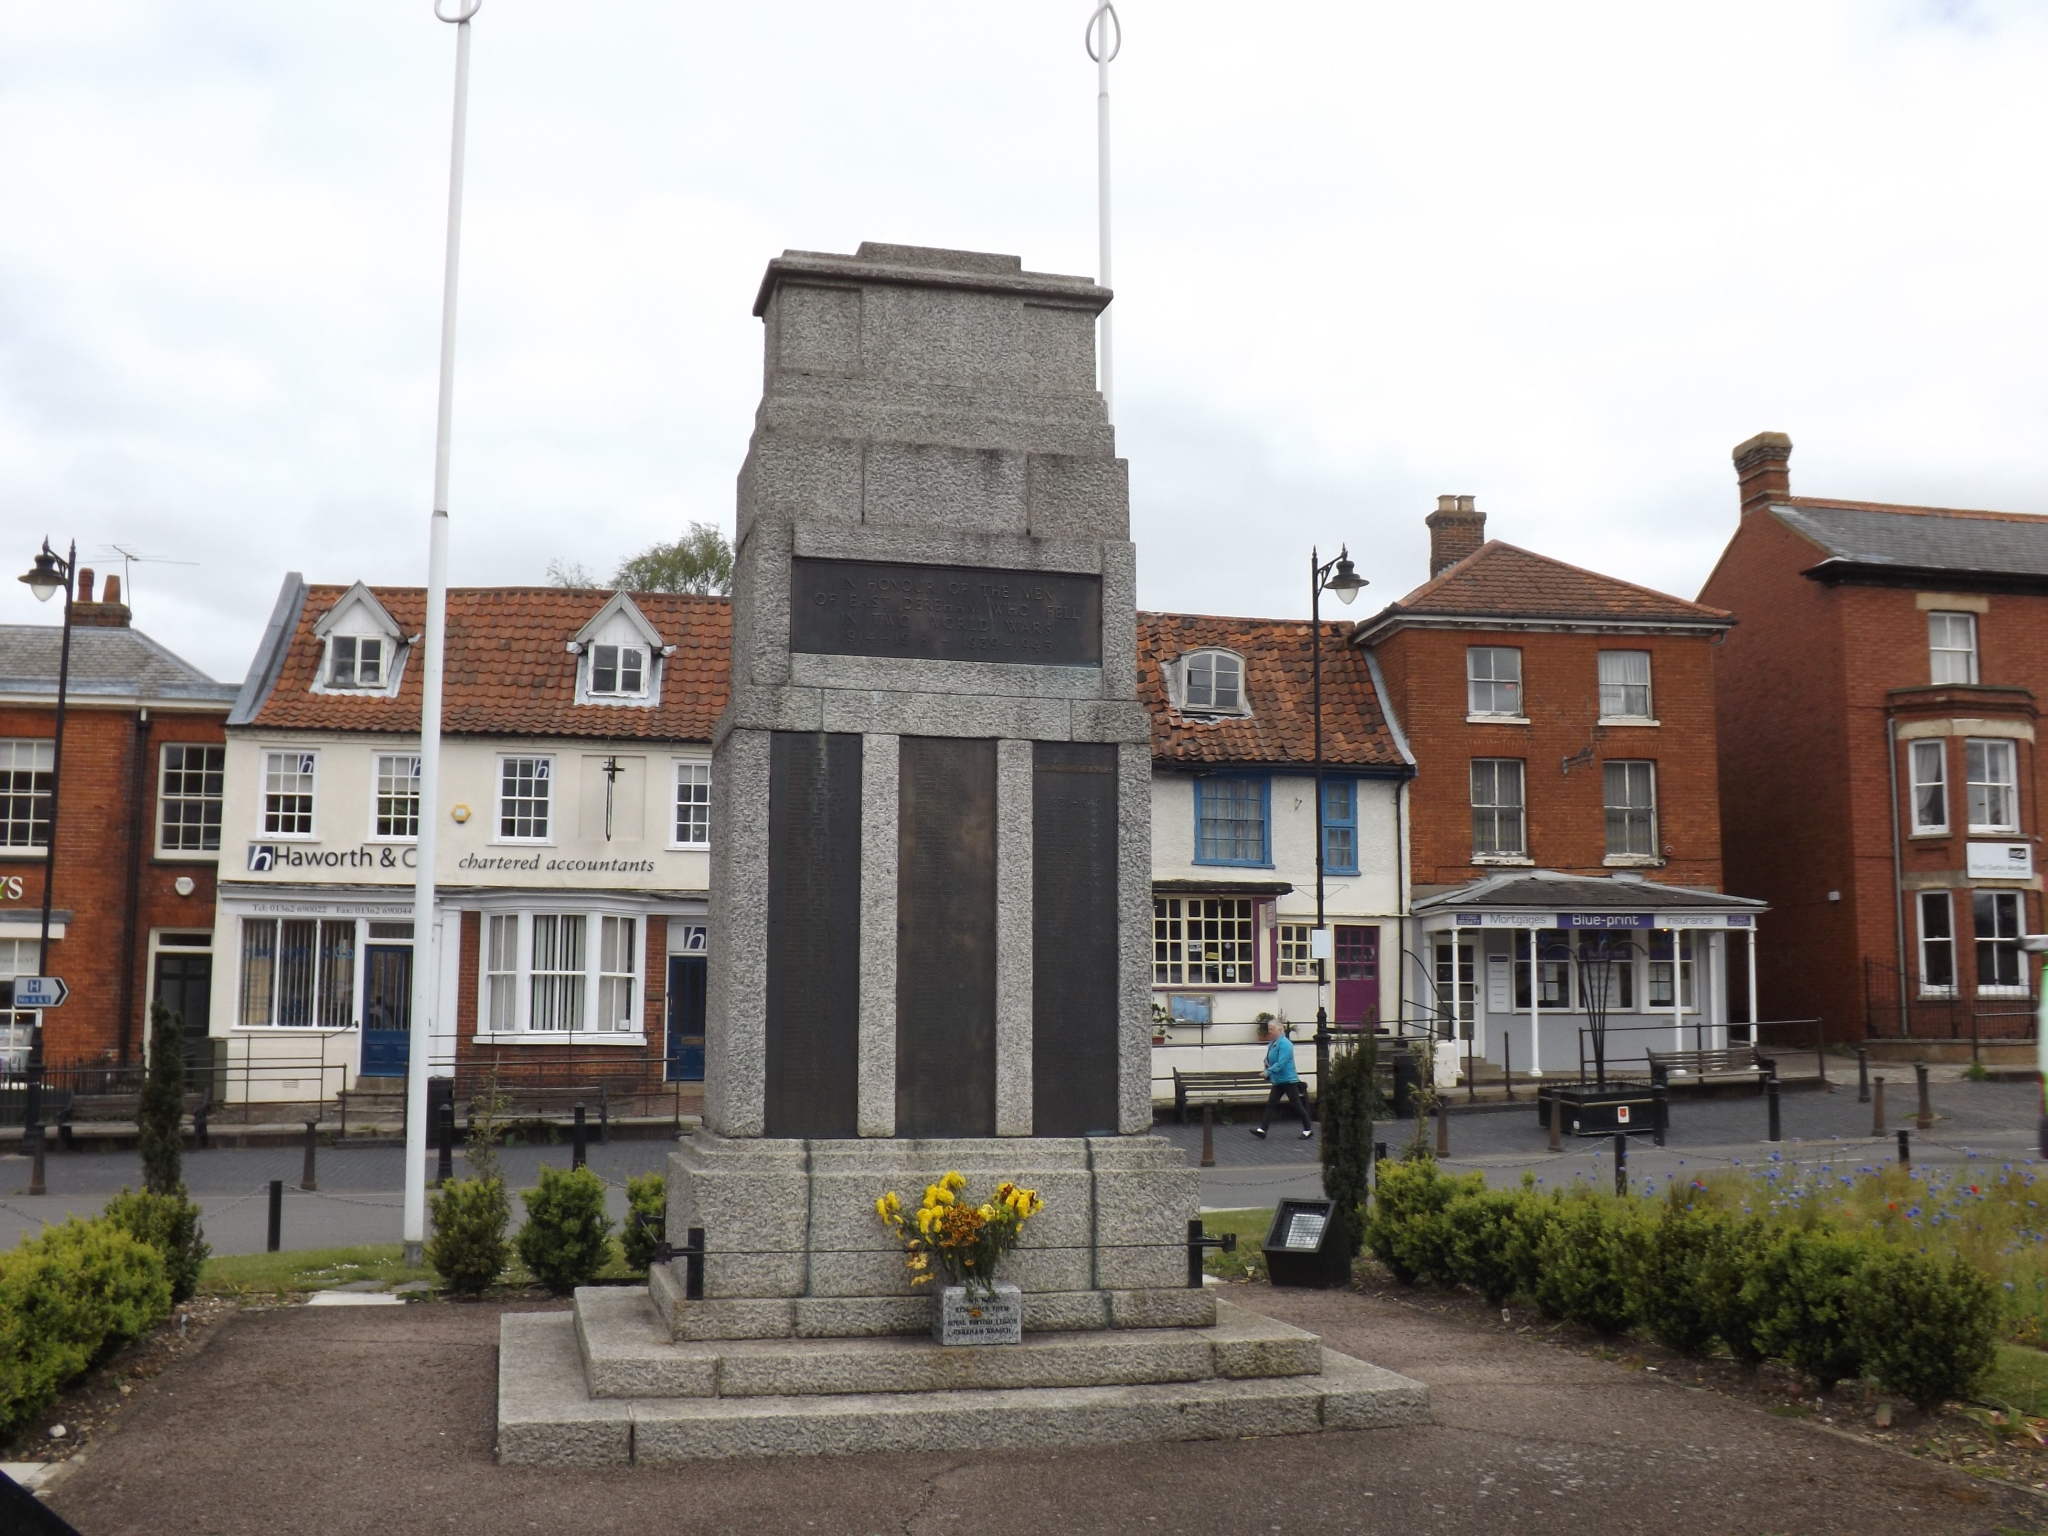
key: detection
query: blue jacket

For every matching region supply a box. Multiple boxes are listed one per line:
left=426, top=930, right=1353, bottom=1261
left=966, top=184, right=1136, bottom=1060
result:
left=1263, top=1034, right=1299, bottom=1085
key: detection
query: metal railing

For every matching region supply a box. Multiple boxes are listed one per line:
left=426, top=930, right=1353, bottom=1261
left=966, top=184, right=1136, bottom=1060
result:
left=1862, top=958, right=2038, bottom=1042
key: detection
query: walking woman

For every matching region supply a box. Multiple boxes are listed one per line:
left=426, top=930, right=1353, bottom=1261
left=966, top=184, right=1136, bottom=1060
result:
left=1251, top=1021, right=1313, bottom=1139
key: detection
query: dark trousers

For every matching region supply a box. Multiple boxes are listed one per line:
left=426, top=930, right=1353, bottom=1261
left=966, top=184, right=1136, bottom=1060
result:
left=1260, top=1080, right=1312, bottom=1133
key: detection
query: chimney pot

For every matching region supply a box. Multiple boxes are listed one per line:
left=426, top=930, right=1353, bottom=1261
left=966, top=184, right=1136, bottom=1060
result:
left=1424, top=495, right=1488, bottom=578
left=77, top=569, right=94, bottom=603
left=1733, top=431, right=1793, bottom=517
left=102, top=574, right=121, bottom=605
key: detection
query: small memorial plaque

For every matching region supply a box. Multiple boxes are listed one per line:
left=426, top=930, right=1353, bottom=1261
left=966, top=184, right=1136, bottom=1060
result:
left=934, top=1282, right=1023, bottom=1347
left=1281, top=1210, right=1328, bottom=1252
left=790, top=557, right=1103, bottom=666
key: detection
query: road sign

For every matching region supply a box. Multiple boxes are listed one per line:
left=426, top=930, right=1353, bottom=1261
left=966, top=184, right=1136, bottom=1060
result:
left=13, top=977, right=66, bottom=1009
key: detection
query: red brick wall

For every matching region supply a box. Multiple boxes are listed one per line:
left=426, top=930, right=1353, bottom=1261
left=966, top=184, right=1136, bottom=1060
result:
left=1368, top=627, right=1725, bottom=892
left=453, top=909, right=481, bottom=1069
left=643, top=914, right=667, bottom=1046
left=0, top=704, right=226, bottom=1065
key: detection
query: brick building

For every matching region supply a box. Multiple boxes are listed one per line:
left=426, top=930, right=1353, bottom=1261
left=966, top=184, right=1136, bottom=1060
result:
left=1139, top=610, right=1412, bottom=1097
left=1351, top=497, right=1760, bottom=1076
left=1701, top=432, right=2048, bottom=1043
left=214, top=576, right=726, bottom=1101
left=0, top=572, right=238, bottom=1072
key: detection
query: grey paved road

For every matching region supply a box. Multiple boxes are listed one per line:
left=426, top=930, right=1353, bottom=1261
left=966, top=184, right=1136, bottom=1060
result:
left=43, top=1283, right=2047, bottom=1535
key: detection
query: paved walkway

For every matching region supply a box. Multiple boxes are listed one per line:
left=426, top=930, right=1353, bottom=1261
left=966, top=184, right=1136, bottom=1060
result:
left=41, top=1283, right=2047, bottom=1535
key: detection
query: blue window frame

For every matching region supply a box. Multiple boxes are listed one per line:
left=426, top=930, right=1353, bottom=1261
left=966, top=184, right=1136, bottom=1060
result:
left=1322, top=778, right=1359, bottom=875
left=1194, top=775, right=1270, bottom=866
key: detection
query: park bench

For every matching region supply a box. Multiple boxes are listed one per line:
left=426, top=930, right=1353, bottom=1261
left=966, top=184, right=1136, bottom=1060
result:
left=1173, top=1068, right=1272, bottom=1124
left=1645, top=1045, right=1768, bottom=1092
left=470, top=1082, right=609, bottom=1142
left=58, top=1087, right=210, bottom=1150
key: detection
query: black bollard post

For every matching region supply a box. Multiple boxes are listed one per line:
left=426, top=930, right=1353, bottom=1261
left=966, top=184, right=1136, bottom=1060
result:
left=1548, top=1089, right=1563, bottom=1153
left=1856, top=1047, right=1870, bottom=1105
left=27, top=1126, right=45, bottom=1200
left=301, top=1121, right=318, bottom=1192
left=1614, top=1132, right=1627, bottom=1197
left=1767, top=1075, right=1782, bottom=1143
left=1652, top=1081, right=1668, bottom=1148
left=267, top=1178, right=283, bottom=1253
left=1503, top=1035, right=1514, bottom=1104
left=1914, top=1062, right=1932, bottom=1131
left=572, top=1102, right=587, bottom=1170
left=1897, top=1128, right=1910, bottom=1166
left=1872, top=1075, right=1886, bottom=1135
left=1200, top=1101, right=1215, bottom=1169
left=436, top=1102, right=454, bottom=1185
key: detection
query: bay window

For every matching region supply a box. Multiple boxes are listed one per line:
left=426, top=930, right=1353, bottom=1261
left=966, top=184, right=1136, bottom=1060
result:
left=1909, top=741, right=1948, bottom=834
left=1918, top=891, right=1955, bottom=995
left=1974, top=891, right=2026, bottom=995
left=477, top=908, right=646, bottom=1035
left=1966, top=739, right=2018, bottom=833
left=1153, top=896, right=1255, bottom=985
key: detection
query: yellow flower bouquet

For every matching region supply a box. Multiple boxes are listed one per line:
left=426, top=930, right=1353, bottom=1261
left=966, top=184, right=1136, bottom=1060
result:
left=875, top=1171, right=1045, bottom=1300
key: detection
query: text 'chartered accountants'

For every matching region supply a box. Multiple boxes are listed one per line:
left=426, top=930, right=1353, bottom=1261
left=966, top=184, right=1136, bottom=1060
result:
left=788, top=558, right=1103, bottom=666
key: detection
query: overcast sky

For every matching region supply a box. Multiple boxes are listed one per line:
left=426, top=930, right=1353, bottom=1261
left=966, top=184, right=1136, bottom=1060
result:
left=1, top=1, right=2043, bottom=683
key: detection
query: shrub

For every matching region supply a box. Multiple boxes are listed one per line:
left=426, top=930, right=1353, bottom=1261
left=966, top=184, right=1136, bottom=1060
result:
left=1848, top=1246, right=2000, bottom=1409
left=465, top=1067, right=511, bottom=1185
left=1752, top=1228, right=1866, bottom=1392
left=1707, top=1217, right=1781, bottom=1371
left=621, top=1173, right=667, bottom=1273
left=1530, top=1195, right=1637, bottom=1334
left=0, top=1219, right=171, bottom=1438
left=1628, top=1201, right=1724, bottom=1355
left=1443, top=1187, right=1524, bottom=1306
left=103, top=1188, right=210, bottom=1304
left=1505, top=1190, right=1564, bottom=1305
left=1367, top=1157, right=1476, bottom=1287
left=516, top=1166, right=614, bottom=1295
left=1319, top=1036, right=1381, bottom=1258
left=138, top=998, right=186, bottom=1195
left=427, top=1177, right=511, bottom=1296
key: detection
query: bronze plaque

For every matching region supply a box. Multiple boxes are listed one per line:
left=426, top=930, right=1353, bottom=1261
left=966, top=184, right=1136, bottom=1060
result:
left=1031, top=742, right=1121, bottom=1136
left=896, top=737, right=998, bottom=1137
left=765, top=732, right=862, bottom=1138
left=790, top=557, right=1103, bottom=666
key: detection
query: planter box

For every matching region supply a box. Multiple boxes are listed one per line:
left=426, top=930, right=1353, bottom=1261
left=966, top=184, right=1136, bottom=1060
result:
left=1535, top=1083, right=1658, bottom=1138
left=934, top=1283, right=1023, bottom=1346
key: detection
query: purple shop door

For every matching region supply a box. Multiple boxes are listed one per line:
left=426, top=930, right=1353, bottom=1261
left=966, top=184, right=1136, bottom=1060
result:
left=1332, top=925, right=1379, bottom=1027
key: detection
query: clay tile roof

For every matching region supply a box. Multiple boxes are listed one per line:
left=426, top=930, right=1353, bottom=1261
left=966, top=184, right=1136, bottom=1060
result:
left=247, top=586, right=729, bottom=740
left=1138, top=611, right=1407, bottom=770
left=1357, top=541, right=1730, bottom=636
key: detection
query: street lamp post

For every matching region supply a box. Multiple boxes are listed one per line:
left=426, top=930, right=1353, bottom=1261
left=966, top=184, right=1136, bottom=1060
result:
left=1309, top=546, right=1366, bottom=1109
left=16, top=539, right=76, bottom=1198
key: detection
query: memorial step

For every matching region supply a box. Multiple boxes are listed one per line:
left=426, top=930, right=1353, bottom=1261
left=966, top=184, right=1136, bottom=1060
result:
left=501, top=1311, right=1430, bottom=1464
left=573, top=1286, right=1322, bottom=1399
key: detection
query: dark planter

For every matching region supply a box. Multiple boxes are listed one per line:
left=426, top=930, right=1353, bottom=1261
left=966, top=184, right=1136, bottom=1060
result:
left=1535, top=1082, right=1658, bottom=1137
left=1263, top=1198, right=1352, bottom=1288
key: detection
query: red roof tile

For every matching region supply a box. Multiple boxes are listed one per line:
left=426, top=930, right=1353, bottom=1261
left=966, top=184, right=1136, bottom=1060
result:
left=250, top=586, right=729, bottom=740
left=1364, top=541, right=1730, bottom=631
left=1138, top=612, right=1407, bottom=769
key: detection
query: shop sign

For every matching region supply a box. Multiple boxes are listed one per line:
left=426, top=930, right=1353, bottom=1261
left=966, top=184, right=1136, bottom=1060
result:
left=247, top=844, right=416, bottom=873
left=1558, top=913, right=1652, bottom=930
left=1967, top=842, right=2034, bottom=880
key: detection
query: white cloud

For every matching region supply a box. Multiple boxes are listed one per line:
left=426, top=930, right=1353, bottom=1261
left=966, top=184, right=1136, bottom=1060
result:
left=0, top=0, right=2043, bottom=678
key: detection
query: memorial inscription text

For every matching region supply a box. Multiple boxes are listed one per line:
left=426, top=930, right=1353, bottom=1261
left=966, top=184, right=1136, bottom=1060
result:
left=789, top=557, right=1103, bottom=666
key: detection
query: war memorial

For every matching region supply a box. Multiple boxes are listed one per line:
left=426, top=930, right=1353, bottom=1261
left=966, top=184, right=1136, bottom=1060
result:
left=496, top=242, right=1428, bottom=1462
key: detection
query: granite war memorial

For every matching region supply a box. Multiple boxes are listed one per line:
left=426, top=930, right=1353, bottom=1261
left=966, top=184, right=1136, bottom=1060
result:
left=497, top=242, right=1427, bottom=1461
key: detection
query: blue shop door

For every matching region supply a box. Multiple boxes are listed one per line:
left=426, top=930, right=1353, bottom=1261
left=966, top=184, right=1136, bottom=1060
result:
left=360, top=945, right=413, bottom=1078
left=667, top=955, right=706, bottom=1082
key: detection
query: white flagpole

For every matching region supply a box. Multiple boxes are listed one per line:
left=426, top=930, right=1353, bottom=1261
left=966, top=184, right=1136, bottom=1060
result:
left=1087, top=3, right=1120, bottom=423
left=406, top=0, right=479, bottom=1266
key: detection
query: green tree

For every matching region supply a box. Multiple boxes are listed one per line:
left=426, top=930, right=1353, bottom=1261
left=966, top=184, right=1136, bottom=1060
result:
left=138, top=998, right=185, bottom=1195
left=614, top=524, right=733, bottom=596
left=1319, top=1036, right=1381, bottom=1258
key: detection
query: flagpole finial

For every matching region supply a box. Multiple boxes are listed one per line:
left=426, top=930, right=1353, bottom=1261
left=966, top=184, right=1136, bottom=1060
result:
left=435, top=0, right=481, bottom=22
left=1085, top=2, right=1121, bottom=63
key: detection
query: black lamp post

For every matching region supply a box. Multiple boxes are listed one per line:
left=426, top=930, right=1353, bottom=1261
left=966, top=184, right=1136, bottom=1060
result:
left=1309, top=545, right=1366, bottom=1107
left=16, top=539, right=75, bottom=1197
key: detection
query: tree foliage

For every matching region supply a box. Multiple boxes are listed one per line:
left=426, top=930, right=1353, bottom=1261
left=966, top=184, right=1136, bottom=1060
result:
left=614, top=524, right=733, bottom=596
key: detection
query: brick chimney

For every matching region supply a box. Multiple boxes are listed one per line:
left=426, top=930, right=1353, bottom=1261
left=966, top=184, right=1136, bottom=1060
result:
left=1733, top=431, right=1792, bottom=516
left=71, top=569, right=132, bottom=628
left=1425, top=494, right=1486, bottom=577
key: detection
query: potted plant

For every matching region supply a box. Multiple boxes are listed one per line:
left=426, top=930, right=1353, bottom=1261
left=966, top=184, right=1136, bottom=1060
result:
left=1151, top=1000, right=1172, bottom=1046
left=876, top=1172, right=1045, bottom=1346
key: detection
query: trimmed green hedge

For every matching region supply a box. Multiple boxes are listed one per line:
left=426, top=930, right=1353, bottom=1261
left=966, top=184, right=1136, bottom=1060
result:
left=516, top=1166, right=614, bottom=1296
left=1366, top=1158, right=2001, bottom=1408
left=0, top=1218, right=172, bottom=1439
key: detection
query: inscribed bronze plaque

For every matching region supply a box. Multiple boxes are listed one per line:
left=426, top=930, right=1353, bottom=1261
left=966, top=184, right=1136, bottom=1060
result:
left=789, top=556, right=1103, bottom=666
left=896, top=736, right=998, bottom=1137
left=1031, top=742, right=1121, bottom=1137
left=765, top=731, right=862, bottom=1138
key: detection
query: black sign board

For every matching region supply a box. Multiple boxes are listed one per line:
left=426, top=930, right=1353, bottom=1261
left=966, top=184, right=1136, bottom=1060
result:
left=1031, top=742, right=1120, bottom=1137
left=789, top=557, right=1103, bottom=666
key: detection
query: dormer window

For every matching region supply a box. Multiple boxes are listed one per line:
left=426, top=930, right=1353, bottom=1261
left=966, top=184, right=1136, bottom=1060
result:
left=1174, top=649, right=1249, bottom=717
left=590, top=644, right=645, bottom=697
left=329, top=636, right=384, bottom=689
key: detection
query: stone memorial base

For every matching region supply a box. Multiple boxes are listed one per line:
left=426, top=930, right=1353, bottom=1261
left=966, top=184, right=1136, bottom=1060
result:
left=935, top=1284, right=1022, bottom=1346
left=496, top=1286, right=1429, bottom=1463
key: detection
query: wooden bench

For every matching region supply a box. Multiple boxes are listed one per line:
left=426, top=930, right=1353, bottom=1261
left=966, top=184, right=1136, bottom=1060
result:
left=58, top=1088, right=210, bottom=1150
left=1646, top=1045, right=1768, bottom=1092
left=470, top=1083, right=609, bottom=1141
left=1173, top=1069, right=1273, bottom=1124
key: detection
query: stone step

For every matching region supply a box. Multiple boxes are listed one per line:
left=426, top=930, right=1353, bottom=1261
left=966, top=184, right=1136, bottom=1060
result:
left=500, top=1311, right=1429, bottom=1465
left=573, top=1287, right=1321, bottom=1400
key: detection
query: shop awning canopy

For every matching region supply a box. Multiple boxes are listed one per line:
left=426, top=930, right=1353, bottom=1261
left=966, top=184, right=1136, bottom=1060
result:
left=1413, top=870, right=1767, bottom=929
